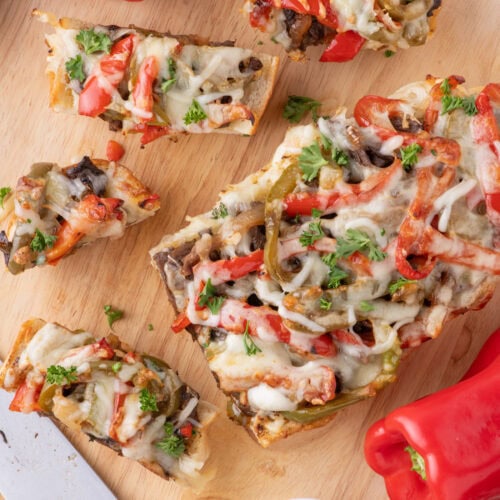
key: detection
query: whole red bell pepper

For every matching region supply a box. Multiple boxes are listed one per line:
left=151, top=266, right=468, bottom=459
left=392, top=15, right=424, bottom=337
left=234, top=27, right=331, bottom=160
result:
left=364, top=328, right=500, bottom=500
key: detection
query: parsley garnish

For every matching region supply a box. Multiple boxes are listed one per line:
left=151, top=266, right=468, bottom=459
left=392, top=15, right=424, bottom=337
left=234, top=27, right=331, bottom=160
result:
left=211, top=202, right=229, bottom=219
left=335, top=229, right=386, bottom=262
left=440, top=78, right=451, bottom=95
left=430, top=149, right=437, bottom=156
left=384, top=50, right=395, bottom=58
left=405, top=446, right=427, bottom=481
left=319, top=297, right=332, bottom=310
left=30, top=229, right=57, bottom=253
left=147, top=323, right=154, bottom=331
left=183, top=99, right=207, bottom=125
left=461, top=95, right=478, bottom=116
left=317, top=134, right=349, bottom=166
left=243, top=323, right=261, bottom=356
left=283, top=95, right=321, bottom=123
left=320, top=132, right=332, bottom=150
left=322, top=253, right=349, bottom=288
left=299, top=220, right=324, bottom=247
left=440, top=78, right=478, bottom=116
left=325, top=263, right=349, bottom=288
left=332, top=148, right=349, bottom=166
left=388, top=277, right=417, bottom=294
left=156, top=421, right=185, bottom=458
left=359, top=300, right=374, bottom=312
left=65, top=55, right=85, bottom=83
left=111, top=362, right=122, bottom=373
left=441, top=94, right=464, bottom=114
left=0, top=187, right=11, bottom=208
left=311, top=208, right=323, bottom=218
left=161, top=57, right=176, bottom=93
left=46, top=365, right=78, bottom=385
left=104, top=304, right=124, bottom=328
left=76, top=29, right=112, bottom=54
left=299, top=142, right=328, bottom=182
left=139, top=388, right=158, bottom=412
left=197, top=278, right=225, bottom=315
left=400, top=143, right=423, bottom=172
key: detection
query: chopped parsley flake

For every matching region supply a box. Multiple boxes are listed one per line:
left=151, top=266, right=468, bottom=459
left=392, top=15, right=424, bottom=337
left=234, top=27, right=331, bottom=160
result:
left=332, top=147, right=349, bottom=166
left=384, top=50, right=395, bottom=58
left=311, top=208, right=323, bottom=218
left=440, top=78, right=478, bottom=116
left=0, top=187, right=11, bottom=208
left=243, top=323, right=261, bottom=356
left=183, top=99, right=207, bottom=125
left=46, top=365, right=78, bottom=385
left=335, top=229, right=386, bottom=262
left=65, top=55, right=86, bottom=83
left=441, top=94, right=464, bottom=115
left=326, top=264, right=349, bottom=289
left=299, top=142, right=328, bottom=182
left=319, top=297, right=332, bottom=310
left=461, top=95, right=478, bottom=116
left=197, top=278, right=225, bottom=315
left=156, top=421, right=185, bottom=458
left=322, top=253, right=349, bottom=289
left=111, top=362, right=122, bottom=373
left=299, top=220, right=324, bottom=247
left=147, top=323, right=154, bottom=331
left=320, top=132, right=333, bottom=150
left=76, top=29, right=112, bottom=54
left=389, top=277, right=418, bottom=295
left=359, top=300, right=374, bottom=312
left=161, top=57, right=177, bottom=93
left=30, top=229, right=57, bottom=253
left=400, top=143, right=423, bottom=172
left=139, top=388, right=158, bottom=412
left=440, top=78, right=451, bottom=95
left=283, top=95, right=321, bottom=123
left=211, top=202, right=229, bottom=219
left=103, top=305, right=123, bottom=328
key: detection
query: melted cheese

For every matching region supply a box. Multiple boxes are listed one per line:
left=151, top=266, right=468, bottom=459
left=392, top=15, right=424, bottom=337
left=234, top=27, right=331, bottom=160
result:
left=247, top=384, right=297, bottom=411
left=20, top=323, right=93, bottom=370
left=116, top=393, right=152, bottom=443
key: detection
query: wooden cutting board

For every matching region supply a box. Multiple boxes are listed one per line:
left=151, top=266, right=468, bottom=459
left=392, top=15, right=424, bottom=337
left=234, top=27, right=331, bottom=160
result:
left=0, top=1, right=499, bottom=499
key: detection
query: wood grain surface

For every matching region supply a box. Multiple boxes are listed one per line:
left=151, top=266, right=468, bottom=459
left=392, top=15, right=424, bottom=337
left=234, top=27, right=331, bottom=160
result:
left=0, top=1, right=499, bottom=499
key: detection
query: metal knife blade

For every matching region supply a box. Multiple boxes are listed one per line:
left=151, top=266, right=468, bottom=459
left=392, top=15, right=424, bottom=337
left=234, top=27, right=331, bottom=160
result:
left=0, top=385, right=116, bottom=500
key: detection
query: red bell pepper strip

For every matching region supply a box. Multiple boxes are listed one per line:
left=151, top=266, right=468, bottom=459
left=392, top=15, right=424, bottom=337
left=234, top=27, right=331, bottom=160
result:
left=131, top=56, right=158, bottom=122
left=9, top=380, right=43, bottom=413
left=179, top=421, right=194, bottom=438
left=193, top=249, right=264, bottom=285
left=471, top=83, right=500, bottom=229
left=319, top=31, right=366, bottom=63
left=284, top=159, right=402, bottom=217
left=133, top=123, right=171, bottom=145
left=171, top=311, right=191, bottom=333
left=364, top=328, right=500, bottom=500
left=79, top=34, right=136, bottom=117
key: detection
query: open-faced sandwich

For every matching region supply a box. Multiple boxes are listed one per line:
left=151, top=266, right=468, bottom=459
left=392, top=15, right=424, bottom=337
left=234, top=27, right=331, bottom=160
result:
left=0, top=318, right=216, bottom=488
left=245, top=0, right=442, bottom=62
left=150, top=76, right=500, bottom=447
left=0, top=156, right=159, bottom=274
left=33, top=10, right=279, bottom=144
